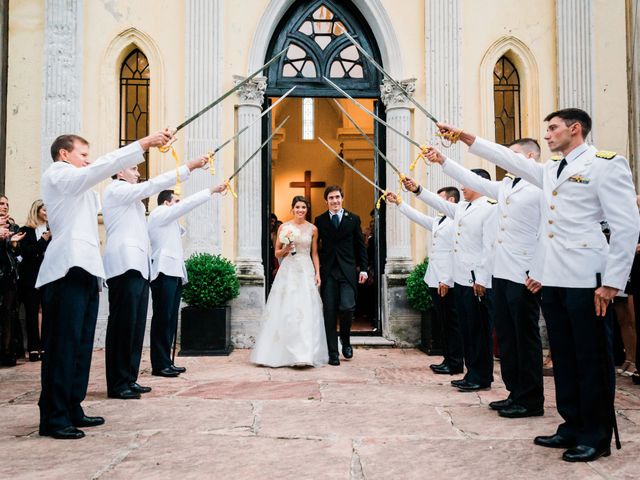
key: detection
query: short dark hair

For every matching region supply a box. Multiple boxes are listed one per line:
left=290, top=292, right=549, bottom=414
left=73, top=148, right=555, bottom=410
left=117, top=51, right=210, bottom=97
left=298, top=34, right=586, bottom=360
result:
left=437, top=186, right=460, bottom=203
left=508, top=137, right=541, bottom=157
left=291, top=195, right=310, bottom=210
left=50, top=134, right=89, bottom=161
left=157, top=190, right=174, bottom=206
left=544, top=108, right=592, bottom=138
left=324, top=185, right=343, bottom=200
left=471, top=168, right=491, bottom=181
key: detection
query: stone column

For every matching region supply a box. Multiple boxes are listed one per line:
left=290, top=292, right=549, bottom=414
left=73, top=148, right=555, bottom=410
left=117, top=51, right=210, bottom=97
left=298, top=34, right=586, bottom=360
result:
left=184, top=0, right=223, bottom=257
left=381, top=78, right=415, bottom=274
left=380, top=78, right=421, bottom=346
left=41, top=0, right=83, bottom=170
left=230, top=75, right=267, bottom=347
left=426, top=0, right=463, bottom=196
left=0, top=0, right=8, bottom=189
left=556, top=0, right=594, bottom=138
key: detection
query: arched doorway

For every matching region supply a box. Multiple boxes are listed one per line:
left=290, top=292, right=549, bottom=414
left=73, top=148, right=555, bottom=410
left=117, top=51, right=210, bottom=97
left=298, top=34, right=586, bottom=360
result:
left=261, top=0, right=386, bottom=335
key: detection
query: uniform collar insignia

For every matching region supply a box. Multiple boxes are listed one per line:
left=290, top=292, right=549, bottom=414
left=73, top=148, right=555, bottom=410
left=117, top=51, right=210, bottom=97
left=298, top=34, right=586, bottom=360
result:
left=550, top=155, right=563, bottom=161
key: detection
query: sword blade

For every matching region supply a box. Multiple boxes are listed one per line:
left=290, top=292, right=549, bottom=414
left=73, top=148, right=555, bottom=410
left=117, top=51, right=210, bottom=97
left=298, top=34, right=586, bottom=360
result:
left=331, top=99, right=404, bottom=178
left=324, top=76, right=424, bottom=150
left=337, top=27, right=439, bottom=124
left=175, top=47, right=288, bottom=132
left=213, top=86, right=296, bottom=154
left=318, top=137, right=385, bottom=194
left=227, top=116, right=290, bottom=182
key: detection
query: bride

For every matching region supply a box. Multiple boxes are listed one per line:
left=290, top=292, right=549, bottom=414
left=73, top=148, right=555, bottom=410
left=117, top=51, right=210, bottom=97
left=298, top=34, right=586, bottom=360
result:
left=251, top=196, right=329, bottom=367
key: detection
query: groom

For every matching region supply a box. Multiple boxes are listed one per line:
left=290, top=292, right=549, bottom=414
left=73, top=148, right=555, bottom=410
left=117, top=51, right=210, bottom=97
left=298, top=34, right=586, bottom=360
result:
left=315, top=185, right=368, bottom=365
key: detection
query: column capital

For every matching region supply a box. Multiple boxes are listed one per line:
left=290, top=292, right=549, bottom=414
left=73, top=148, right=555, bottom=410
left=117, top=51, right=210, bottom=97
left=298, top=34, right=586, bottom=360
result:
left=380, top=78, right=416, bottom=109
left=234, top=75, right=267, bottom=106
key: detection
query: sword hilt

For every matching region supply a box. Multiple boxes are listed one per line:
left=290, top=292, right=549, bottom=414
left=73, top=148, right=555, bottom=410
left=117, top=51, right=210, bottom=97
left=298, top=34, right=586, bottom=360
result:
left=207, top=151, right=216, bottom=176
left=224, top=180, right=237, bottom=198
left=158, top=129, right=178, bottom=153
left=436, top=129, right=462, bottom=147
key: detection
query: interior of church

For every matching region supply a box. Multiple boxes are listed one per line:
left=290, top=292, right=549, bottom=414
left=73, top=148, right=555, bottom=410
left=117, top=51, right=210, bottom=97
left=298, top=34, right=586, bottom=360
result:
left=269, top=96, right=380, bottom=332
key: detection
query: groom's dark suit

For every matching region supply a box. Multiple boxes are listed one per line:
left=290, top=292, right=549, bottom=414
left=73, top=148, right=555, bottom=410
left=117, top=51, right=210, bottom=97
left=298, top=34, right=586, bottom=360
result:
left=314, top=210, right=368, bottom=361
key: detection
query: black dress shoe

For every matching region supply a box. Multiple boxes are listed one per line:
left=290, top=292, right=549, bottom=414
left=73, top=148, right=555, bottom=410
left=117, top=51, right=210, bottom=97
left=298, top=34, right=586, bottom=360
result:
left=432, top=364, right=464, bottom=375
left=170, top=365, right=187, bottom=373
left=632, top=372, right=640, bottom=385
left=129, top=382, right=152, bottom=394
left=73, top=416, right=105, bottom=428
left=534, top=433, right=575, bottom=449
left=498, top=404, right=544, bottom=418
left=29, top=351, right=41, bottom=362
left=562, top=445, right=611, bottom=462
left=430, top=361, right=446, bottom=370
left=457, top=381, right=490, bottom=392
left=41, top=426, right=85, bottom=440
left=342, top=346, right=353, bottom=359
left=152, top=367, right=180, bottom=377
left=451, top=378, right=467, bottom=387
left=328, top=357, right=340, bottom=366
left=489, top=398, right=513, bottom=411
left=108, top=389, right=141, bottom=400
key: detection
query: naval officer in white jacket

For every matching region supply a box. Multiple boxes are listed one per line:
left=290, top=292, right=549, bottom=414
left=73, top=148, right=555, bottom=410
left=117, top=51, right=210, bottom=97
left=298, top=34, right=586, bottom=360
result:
left=403, top=173, right=497, bottom=392
left=436, top=108, right=640, bottom=462
left=37, top=130, right=173, bottom=440
left=102, top=154, right=210, bottom=399
left=426, top=140, right=544, bottom=419
left=148, top=184, right=226, bottom=377
left=386, top=187, right=464, bottom=376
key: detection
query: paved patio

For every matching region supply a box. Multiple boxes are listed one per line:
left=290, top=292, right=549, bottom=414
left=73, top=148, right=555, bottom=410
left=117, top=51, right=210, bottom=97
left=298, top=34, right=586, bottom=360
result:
left=1, top=348, right=639, bottom=479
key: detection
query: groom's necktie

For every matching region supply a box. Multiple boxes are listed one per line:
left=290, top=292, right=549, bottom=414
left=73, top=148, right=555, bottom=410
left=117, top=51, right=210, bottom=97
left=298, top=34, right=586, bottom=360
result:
left=331, top=213, right=340, bottom=229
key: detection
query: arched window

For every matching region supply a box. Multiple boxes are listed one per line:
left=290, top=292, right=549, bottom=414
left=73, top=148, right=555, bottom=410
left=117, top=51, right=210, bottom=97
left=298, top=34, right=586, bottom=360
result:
left=120, top=49, right=150, bottom=181
left=493, top=56, right=521, bottom=146
left=265, top=0, right=381, bottom=97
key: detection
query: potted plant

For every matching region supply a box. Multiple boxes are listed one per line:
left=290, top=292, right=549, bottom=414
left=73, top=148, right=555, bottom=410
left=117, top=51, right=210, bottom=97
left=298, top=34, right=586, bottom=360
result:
left=406, top=258, right=441, bottom=355
left=180, top=253, right=240, bottom=356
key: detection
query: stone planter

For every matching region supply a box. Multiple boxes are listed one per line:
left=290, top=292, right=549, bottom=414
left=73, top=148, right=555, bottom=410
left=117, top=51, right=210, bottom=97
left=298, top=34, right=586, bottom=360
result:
left=418, top=308, right=443, bottom=356
left=179, top=305, right=234, bottom=356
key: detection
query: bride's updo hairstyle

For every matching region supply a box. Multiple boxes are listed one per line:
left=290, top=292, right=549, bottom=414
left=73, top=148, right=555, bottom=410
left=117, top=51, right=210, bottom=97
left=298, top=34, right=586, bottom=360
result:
left=291, top=195, right=310, bottom=210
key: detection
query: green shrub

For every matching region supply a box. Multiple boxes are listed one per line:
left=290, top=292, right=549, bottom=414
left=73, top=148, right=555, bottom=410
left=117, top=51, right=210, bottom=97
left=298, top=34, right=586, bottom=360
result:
left=182, top=253, right=240, bottom=309
left=405, top=258, right=433, bottom=312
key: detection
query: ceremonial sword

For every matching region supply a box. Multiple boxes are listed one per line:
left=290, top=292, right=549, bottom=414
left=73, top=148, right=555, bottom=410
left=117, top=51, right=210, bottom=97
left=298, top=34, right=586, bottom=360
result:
left=224, top=116, right=290, bottom=197
left=324, top=77, right=432, bottom=171
left=210, top=86, right=295, bottom=156
left=171, top=48, right=288, bottom=134
left=318, top=137, right=389, bottom=209
left=336, top=26, right=439, bottom=124
left=331, top=98, right=406, bottom=181
left=323, top=77, right=425, bottom=151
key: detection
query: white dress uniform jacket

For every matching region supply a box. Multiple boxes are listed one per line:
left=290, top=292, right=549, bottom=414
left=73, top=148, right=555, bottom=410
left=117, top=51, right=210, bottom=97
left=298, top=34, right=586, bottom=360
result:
left=442, top=157, right=541, bottom=284
left=102, top=166, right=191, bottom=280
left=470, top=137, right=639, bottom=290
left=147, top=188, right=213, bottom=283
left=36, top=142, right=145, bottom=288
left=397, top=202, right=455, bottom=287
left=416, top=188, right=497, bottom=287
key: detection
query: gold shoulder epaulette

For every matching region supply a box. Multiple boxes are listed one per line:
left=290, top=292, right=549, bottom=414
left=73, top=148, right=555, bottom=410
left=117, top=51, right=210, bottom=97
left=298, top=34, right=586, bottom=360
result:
left=595, top=151, right=616, bottom=160
left=550, top=155, right=562, bottom=161
left=487, top=199, right=497, bottom=204
left=504, top=173, right=515, bottom=180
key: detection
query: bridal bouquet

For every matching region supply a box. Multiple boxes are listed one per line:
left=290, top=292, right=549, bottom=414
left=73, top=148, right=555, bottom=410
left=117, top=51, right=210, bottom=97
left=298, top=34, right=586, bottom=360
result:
left=279, top=225, right=301, bottom=256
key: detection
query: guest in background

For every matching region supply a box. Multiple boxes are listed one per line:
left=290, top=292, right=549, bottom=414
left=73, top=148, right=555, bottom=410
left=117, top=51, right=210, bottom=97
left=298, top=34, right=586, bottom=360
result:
left=18, top=199, right=51, bottom=362
left=0, top=194, right=26, bottom=366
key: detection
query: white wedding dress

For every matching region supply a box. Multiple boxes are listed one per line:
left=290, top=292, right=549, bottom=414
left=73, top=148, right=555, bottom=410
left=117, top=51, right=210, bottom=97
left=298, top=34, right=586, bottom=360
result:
left=251, top=221, right=329, bottom=367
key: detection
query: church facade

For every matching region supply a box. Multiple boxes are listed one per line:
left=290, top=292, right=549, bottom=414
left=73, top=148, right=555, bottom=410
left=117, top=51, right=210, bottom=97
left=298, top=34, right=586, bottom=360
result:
left=1, top=0, right=639, bottom=346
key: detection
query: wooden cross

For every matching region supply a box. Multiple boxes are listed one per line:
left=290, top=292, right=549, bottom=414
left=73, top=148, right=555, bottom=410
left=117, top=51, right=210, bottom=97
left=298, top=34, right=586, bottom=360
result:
left=289, top=170, right=325, bottom=220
